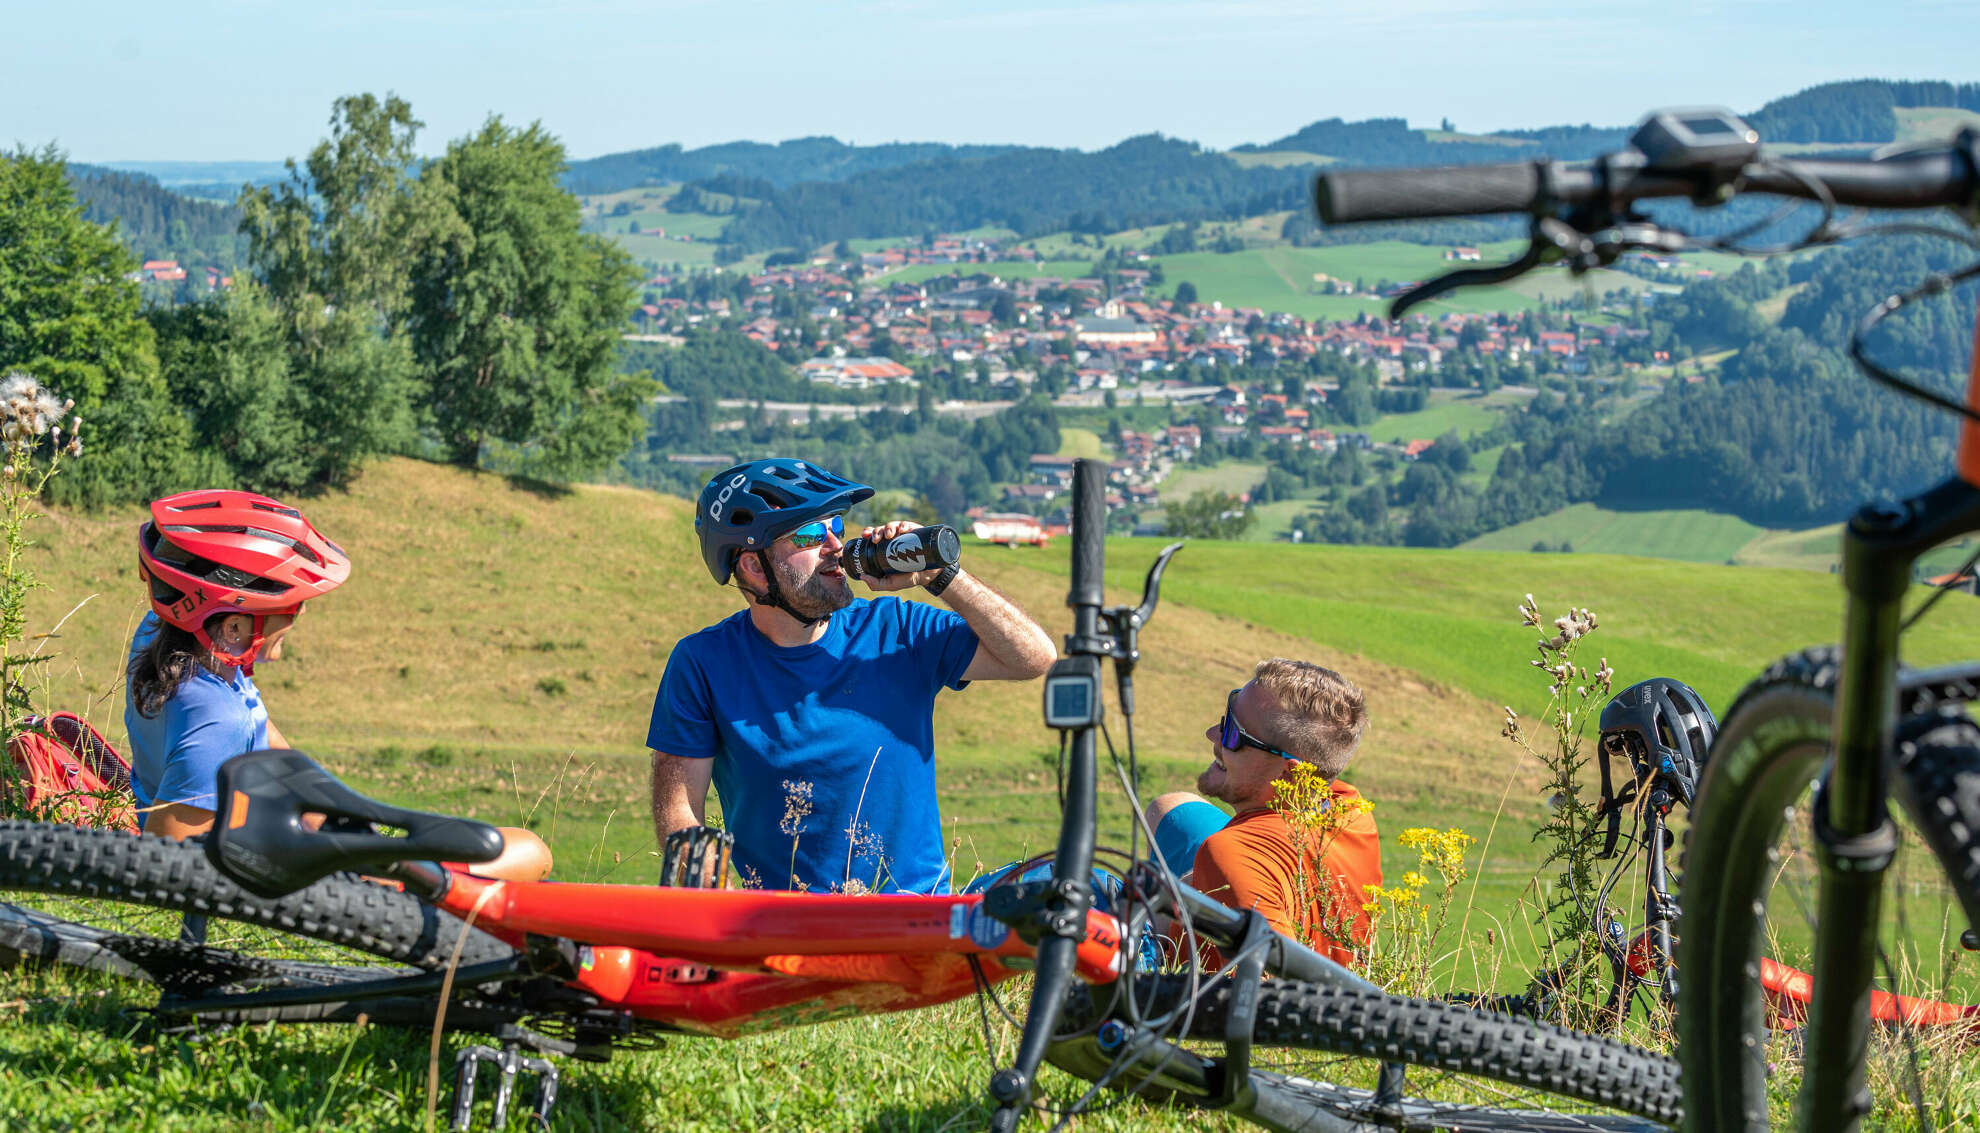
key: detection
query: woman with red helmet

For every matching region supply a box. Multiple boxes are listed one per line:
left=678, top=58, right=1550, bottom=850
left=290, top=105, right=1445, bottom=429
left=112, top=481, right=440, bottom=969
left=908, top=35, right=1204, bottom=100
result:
left=125, top=489, right=552, bottom=880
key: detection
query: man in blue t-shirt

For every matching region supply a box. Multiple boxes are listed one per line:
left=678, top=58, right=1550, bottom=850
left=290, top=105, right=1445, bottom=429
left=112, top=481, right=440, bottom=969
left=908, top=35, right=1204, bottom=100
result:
left=648, top=459, right=1057, bottom=894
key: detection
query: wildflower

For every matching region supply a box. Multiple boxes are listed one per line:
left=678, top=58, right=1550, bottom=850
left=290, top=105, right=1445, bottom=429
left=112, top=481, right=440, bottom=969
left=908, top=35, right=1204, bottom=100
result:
left=779, top=779, right=814, bottom=836
left=0, top=372, right=66, bottom=452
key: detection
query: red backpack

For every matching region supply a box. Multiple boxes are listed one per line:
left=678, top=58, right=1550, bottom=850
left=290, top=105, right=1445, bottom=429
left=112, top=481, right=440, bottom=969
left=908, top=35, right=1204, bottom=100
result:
left=5, top=712, right=137, bottom=831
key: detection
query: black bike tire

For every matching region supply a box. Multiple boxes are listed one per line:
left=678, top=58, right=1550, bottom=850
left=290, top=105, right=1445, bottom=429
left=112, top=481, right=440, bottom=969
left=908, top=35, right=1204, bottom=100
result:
left=1244, top=1070, right=1670, bottom=1132
left=1676, top=646, right=1980, bottom=1132
left=0, top=821, right=517, bottom=976
left=1071, top=974, right=1682, bottom=1124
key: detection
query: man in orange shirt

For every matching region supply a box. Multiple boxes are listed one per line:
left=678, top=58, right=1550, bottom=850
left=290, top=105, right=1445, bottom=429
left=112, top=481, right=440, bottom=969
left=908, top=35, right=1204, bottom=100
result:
left=1145, top=659, right=1381, bottom=967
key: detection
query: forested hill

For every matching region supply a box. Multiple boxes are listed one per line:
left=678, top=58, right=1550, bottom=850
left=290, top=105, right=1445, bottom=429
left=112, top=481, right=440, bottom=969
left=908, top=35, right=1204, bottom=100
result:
left=1746, top=79, right=1980, bottom=144
left=676, top=77, right=1980, bottom=254
left=718, top=134, right=1305, bottom=251
left=562, top=137, right=1028, bottom=194
left=1234, top=120, right=1631, bottom=165
left=65, top=164, right=245, bottom=266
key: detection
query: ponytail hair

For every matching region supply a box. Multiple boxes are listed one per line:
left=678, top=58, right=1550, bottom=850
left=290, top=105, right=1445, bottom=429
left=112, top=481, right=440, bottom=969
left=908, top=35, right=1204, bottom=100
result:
left=128, top=616, right=224, bottom=719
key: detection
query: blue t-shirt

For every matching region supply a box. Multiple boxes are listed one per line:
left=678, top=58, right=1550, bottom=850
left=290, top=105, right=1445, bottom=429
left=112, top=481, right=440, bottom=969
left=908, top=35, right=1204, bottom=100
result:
left=647, top=596, right=979, bottom=894
left=124, top=613, right=270, bottom=826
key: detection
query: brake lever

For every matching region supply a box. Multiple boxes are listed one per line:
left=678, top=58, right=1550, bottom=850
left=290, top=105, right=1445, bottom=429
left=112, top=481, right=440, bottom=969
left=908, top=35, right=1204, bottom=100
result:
left=1387, top=215, right=1589, bottom=320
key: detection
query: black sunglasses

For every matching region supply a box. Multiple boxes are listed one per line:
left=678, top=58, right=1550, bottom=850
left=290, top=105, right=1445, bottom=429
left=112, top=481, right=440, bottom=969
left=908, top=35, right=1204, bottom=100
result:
left=1219, top=688, right=1296, bottom=760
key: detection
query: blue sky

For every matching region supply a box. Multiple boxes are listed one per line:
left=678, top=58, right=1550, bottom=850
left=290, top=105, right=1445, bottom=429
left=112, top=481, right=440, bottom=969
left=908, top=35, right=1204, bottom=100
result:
left=8, top=0, right=1973, bottom=162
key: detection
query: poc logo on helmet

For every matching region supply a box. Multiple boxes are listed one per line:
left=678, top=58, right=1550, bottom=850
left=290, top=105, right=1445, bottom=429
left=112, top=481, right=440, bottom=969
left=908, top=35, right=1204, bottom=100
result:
left=707, top=473, right=748, bottom=521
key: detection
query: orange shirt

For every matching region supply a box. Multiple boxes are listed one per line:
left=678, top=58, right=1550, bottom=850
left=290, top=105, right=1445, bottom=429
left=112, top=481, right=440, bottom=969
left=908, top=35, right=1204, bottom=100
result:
left=1190, top=780, right=1382, bottom=967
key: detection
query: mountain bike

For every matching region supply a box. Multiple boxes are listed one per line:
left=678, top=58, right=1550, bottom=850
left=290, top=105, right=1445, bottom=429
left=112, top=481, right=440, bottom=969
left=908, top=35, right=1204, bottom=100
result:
left=1455, top=708, right=1978, bottom=1039
left=1312, top=108, right=1980, bottom=1131
left=0, top=461, right=1681, bottom=1132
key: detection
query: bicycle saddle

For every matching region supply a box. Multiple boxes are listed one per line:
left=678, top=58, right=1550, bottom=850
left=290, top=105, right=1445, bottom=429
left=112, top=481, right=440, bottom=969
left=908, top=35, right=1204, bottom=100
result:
left=207, top=749, right=505, bottom=898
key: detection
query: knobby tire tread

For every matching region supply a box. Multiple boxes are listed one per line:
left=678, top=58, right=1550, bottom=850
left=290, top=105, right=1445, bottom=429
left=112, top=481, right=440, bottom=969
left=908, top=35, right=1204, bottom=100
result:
left=0, top=821, right=516, bottom=971
left=1677, top=644, right=1980, bottom=1132
left=1119, top=973, right=1683, bottom=1123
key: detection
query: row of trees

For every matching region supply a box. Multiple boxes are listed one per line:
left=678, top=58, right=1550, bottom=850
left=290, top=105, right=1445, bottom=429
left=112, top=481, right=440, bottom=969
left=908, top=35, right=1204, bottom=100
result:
left=2, top=95, right=647, bottom=506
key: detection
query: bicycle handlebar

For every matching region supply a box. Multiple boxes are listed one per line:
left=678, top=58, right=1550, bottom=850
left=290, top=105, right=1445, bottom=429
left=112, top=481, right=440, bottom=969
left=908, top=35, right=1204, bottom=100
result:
left=1315, top=137, right=1980, bottom=225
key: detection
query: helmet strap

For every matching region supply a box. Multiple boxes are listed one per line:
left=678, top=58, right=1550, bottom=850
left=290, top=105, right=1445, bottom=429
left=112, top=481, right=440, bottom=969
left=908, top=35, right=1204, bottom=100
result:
left=741, top=551, right=827, bottom=630
left=193, top=613, right=268, bottom=676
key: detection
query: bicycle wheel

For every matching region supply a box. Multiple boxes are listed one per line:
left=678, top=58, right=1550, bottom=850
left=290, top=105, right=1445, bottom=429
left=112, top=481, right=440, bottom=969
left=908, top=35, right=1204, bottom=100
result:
left=1677, top=648, right=1980, bottom=1132
left=0, top=821, right=517, bottom=999
left=1057, top=973, right=1681, bottom=1130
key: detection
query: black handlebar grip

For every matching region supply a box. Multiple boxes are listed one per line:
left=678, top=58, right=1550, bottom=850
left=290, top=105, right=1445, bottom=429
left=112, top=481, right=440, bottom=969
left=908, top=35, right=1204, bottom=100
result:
left=1068, top=460, right=1105, bottom=611
left=1316, top=161, right=1544, bottom=223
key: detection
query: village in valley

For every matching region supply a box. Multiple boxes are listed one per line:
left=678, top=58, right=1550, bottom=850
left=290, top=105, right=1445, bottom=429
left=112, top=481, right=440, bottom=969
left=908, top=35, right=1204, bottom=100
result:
left=624, top=225, right=1707, bottom=542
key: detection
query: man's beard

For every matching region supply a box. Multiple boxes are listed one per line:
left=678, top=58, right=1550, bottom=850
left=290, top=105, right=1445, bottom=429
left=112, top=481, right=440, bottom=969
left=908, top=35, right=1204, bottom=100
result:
left=773, top=555, right=854, bottom=621
left=1195, top=765, right=1233, bottom=804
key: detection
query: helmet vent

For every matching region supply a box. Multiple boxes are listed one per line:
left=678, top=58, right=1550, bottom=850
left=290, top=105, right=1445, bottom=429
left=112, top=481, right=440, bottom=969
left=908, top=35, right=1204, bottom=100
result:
left=251, top=502, right=302, bottom=518
left=729, top=507, right=755, bottom=526
left=168, top=501, right=223, bottom=512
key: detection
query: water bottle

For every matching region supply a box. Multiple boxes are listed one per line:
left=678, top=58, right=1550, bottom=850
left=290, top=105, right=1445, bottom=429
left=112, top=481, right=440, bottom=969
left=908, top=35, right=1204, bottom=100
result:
left=843, top=525, right=962, bottom=580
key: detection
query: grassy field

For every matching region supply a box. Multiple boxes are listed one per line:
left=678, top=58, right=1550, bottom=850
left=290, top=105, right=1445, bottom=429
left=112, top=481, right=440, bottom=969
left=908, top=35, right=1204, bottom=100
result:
left=1133, top=243, right=1663, bottom=320
left=1460, top=504, right=1769, bottom=564
left=1156, top=460, right=1268, bottom=502
left=1054, top=426, right=1109, bottom=459
left=873, top=259, right=1100, bottom=288
left=1224, top=150, right=1333, bottom=169
left=10, top=457, right=1980, bottom=1128
left=1365, top=390, right=1520, bottom=445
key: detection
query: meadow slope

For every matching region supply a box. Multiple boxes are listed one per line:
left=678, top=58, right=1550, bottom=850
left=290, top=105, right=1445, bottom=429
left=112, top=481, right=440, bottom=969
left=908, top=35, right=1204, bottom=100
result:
left=11, top=457, right=1980, bottom=1130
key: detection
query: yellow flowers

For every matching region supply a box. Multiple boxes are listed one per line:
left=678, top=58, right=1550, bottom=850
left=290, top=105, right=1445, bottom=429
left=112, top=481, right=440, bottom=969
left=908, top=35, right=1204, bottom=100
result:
left=1271, top=759, right=1374, bottom=842
left=1267, top=759, right=1375, bottom=950
left=1398, top=826, right=1475, bottom=877
left=1358, top=824, right=1473, bottom=997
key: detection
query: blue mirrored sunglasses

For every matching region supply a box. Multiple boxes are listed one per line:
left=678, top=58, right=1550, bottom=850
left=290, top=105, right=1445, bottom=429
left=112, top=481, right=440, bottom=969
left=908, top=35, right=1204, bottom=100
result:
left=1219, top=688, right=1296, bottom=760
left=783, top=514, right=844, bottom=551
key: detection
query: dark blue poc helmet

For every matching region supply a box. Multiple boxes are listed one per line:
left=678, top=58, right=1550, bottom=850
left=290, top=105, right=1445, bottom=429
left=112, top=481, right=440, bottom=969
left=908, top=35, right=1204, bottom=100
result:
left=695, top=458, right=874, bottom=585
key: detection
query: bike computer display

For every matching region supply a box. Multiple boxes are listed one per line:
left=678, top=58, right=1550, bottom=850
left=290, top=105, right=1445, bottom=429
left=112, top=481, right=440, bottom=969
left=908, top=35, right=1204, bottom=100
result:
left=1629, top=108, right=1761, bottom=172
left=1041, top=656, right=1104, bottom=729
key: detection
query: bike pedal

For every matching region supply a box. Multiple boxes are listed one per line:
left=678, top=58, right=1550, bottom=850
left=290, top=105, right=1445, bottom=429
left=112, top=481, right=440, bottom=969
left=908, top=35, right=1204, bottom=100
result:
left=661, top=825, right=734, bottom=889
left=451, top=1043, right=560, bottom=1130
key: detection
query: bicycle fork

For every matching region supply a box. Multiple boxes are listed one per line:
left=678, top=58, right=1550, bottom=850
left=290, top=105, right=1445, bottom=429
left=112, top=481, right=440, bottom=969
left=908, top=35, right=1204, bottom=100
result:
left=1808, top=476, right=1980, bottom=1131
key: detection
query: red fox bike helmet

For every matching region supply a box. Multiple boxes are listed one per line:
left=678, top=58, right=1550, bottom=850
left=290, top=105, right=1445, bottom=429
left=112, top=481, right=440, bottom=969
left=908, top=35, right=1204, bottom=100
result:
left=1599, top=677, right=1718, bottom=808
left=695, top=458, right=873, bottom=585
left=136, top=489, right=352, bottom=670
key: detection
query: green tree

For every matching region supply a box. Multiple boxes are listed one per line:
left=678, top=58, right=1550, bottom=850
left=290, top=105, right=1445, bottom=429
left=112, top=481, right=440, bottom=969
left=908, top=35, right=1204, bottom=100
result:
left=407, top=117, right=649, bottom=473
left=1173, top=280, right=1199, bottom=307
left=237, top=94, right=437, bottom=486
left=0, top=147, right=203, bottom=507
left=1163, top=489, right=1253, bottom=540
left=150, top=280, right=314, bottom=490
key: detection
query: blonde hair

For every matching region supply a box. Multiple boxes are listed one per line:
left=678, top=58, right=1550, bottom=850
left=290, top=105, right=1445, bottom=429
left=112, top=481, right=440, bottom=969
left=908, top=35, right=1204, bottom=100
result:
left=1251, top=658, right=1367, bottom=779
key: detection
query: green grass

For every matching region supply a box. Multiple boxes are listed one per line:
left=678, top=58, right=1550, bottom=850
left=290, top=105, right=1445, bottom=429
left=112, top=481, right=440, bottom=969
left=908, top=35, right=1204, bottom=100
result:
left=1224, top=150, right=1334, bottom=169
left=1055, top=427, right=1109, bottom=459
left=13, top=458, right=1980, bottom=1128
left=1459, top=503, right=1768, bottom=564
left=1365, top=390, right=1519, bottom=445
left=1138, top=243, right=1657, bottom=319
left=1241, top=496, right=1319, bottom=542
left=872, top=258, right=1097, bottom=287
left=1157, top=461, right=1268, bottom=502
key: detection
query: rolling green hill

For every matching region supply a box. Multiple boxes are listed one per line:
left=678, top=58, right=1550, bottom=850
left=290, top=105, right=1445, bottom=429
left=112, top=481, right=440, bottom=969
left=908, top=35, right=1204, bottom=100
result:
left=29, top=456, right=1980, bottom=875
left=13, top=457, right=1980, bottom=1130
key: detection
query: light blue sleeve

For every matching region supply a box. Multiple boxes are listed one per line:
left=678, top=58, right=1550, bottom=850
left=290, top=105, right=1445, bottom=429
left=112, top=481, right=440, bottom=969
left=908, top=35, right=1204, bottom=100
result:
left=150, top=682, right=257, bottom=812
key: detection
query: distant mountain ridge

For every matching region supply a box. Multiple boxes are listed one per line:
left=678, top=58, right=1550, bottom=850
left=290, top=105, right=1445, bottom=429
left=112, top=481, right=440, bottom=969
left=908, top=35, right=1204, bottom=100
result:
left=69, top=78, right=1980, bottom=265
left=562, top=137, right=1029, bottom=195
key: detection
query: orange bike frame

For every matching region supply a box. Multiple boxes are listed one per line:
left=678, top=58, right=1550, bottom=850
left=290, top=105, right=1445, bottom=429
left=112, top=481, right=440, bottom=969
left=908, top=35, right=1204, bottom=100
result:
left=430, top=873, right=1130, bottom=1039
